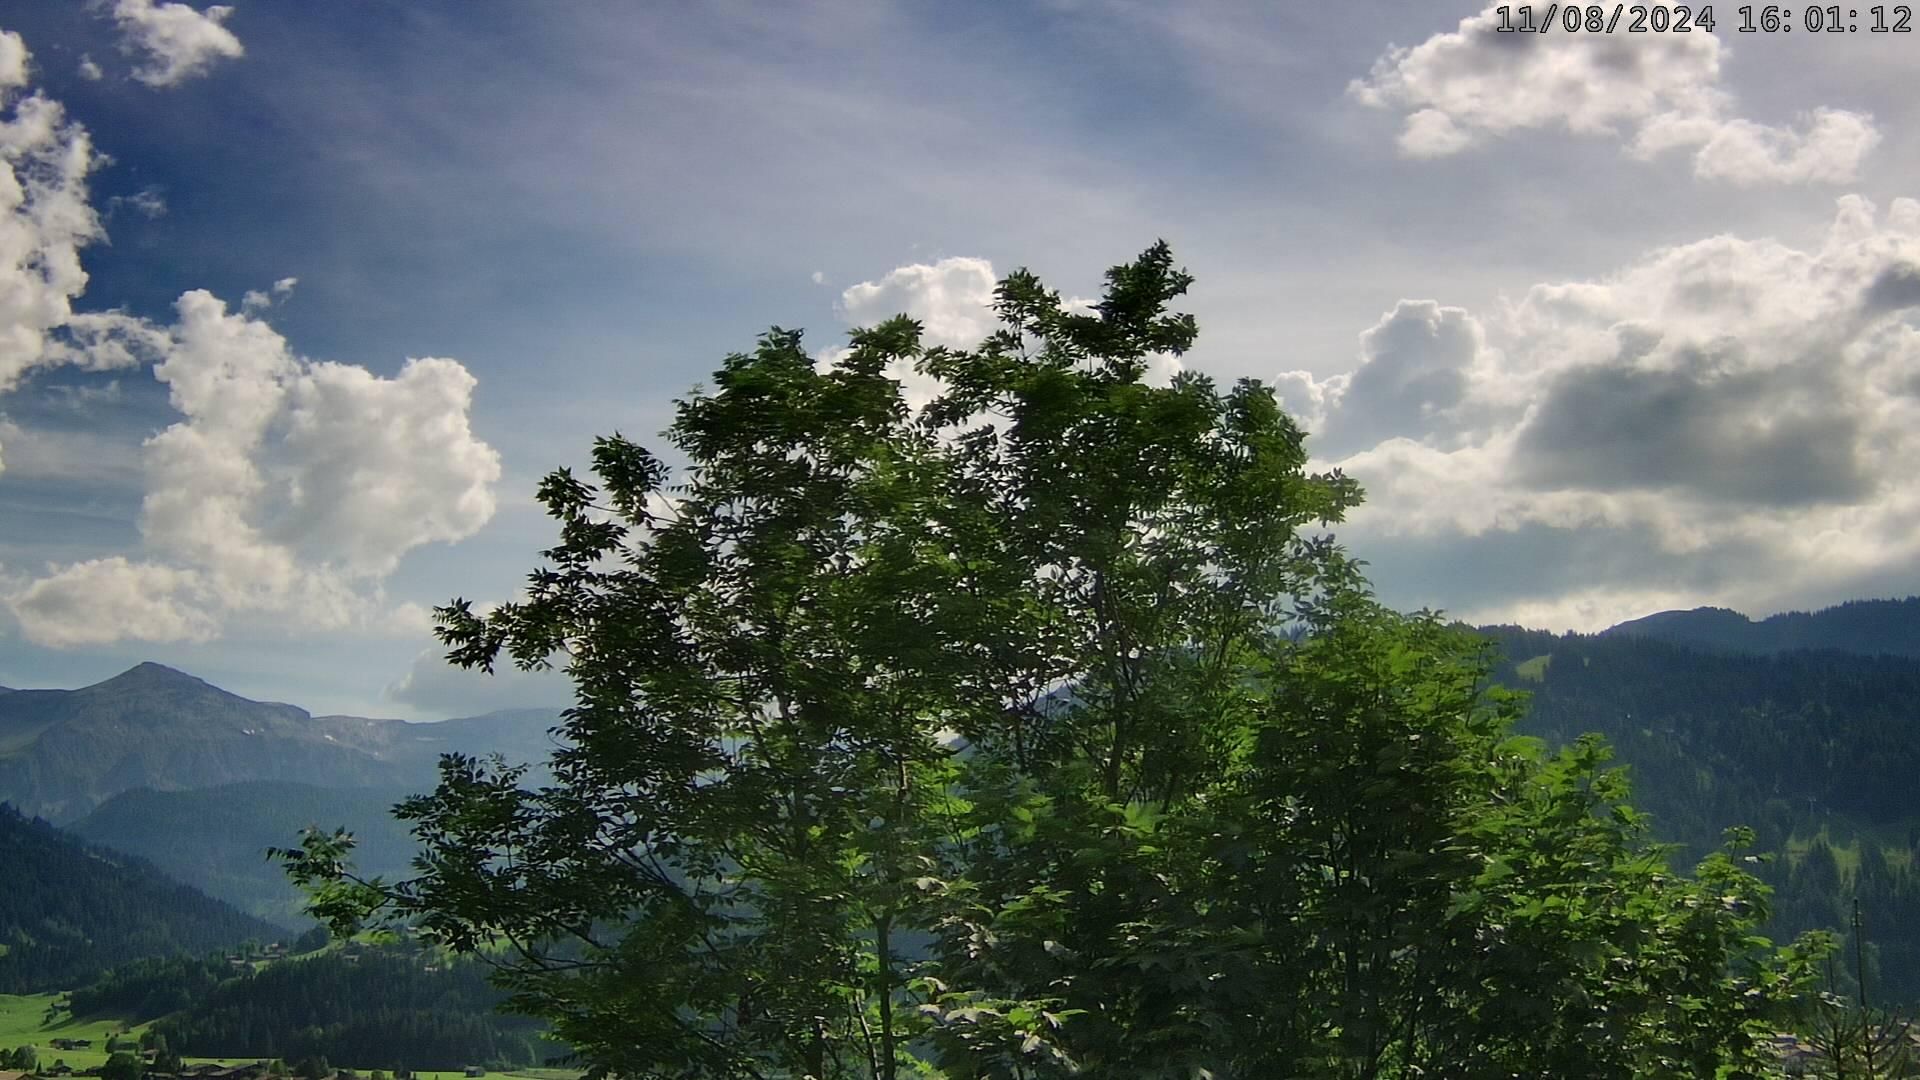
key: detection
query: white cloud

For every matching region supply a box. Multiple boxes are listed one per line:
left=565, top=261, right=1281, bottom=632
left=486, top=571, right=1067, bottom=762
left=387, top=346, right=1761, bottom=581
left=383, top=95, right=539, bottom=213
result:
left=39, top=289, right=503, bottom=641
left=77, top=55, right=104, bottom=82
left=240, top=275, right=297, bottom=311
left=838, top=256, right=1001, bottom=350
left=0, top=48, right=498, bottom=648
left=822, top=256, right=998, bottom=415
left=1, top=281, right=500, bottom=648
left=276, top=355, right=502, bottom=573
left=1284, top=195, right=1920, bottom=628
left=10, top=556, right=217, bottom=646
left=1351, top=5, right=1879, bottom=184
left=0, top=47, right=125, bottom=399
left=1305, top=299, right=1492, bottom=458
left=0, top=31, right=27, bottom=92
left=112, top=0, right=244, bottom=88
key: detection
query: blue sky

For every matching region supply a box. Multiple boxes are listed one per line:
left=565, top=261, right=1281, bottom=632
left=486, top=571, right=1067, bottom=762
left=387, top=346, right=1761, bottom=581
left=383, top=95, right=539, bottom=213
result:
left=2, top=1, right=1918, bottom=717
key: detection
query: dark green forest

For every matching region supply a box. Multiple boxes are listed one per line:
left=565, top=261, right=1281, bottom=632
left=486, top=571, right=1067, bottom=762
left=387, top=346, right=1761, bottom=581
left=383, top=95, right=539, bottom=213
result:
left=0, top=804, right=280, bottom=992
left=1483, top=626, right=1920, bottom=1003
left=86, top=948, right=551, bottom=1071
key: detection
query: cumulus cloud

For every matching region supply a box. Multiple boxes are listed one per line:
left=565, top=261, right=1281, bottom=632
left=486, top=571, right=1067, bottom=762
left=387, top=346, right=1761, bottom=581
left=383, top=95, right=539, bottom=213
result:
left=0, top=39, right=139, bottom=399
left=112, top=0, right=244, bottom=88
left=9, top=291, right=502, bottom=645
left=11, top=556, right=217, bottom=646
left=17, top=290, right=504, bottom=643
left=824, top=256, right=1001, bottom=413
left=0, top=32, right=27, bottom=91
left=1284, top=195, right=1920, bottom=628
left=839, top=256, right=1002, bottom=350
left=76, top=56, right=103, bottom=82
left=1351, top=5, right=1879, bottom=184
left=0, top=38, right=501, bottom=647
left=1299, top=299, right=1492, bottom=458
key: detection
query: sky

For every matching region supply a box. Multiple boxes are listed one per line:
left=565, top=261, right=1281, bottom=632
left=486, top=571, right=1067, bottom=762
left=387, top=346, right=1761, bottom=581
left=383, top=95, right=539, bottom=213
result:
left=1, top=1, right=1918, bottom=718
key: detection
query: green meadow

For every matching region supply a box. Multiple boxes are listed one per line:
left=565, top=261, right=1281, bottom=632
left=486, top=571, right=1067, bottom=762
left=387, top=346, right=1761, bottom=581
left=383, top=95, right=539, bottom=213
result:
left=0, top=994, right=572, bottom=1080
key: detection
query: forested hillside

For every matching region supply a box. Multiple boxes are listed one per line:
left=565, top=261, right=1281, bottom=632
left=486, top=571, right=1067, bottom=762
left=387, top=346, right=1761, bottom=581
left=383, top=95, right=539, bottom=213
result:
left=130, top=948, right=551, bottom=1070
left=72, top=783, right=423, bottom=927
left=1604, top=596, right=1920, bottom=657
left=0, top=804, right=282, bottom=992
left=1483, top=626, right=1920, bottom=1001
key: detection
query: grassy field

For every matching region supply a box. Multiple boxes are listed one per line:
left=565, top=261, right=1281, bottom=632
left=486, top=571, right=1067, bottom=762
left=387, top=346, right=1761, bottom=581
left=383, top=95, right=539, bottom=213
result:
left=1782, top=824, right=1917, bottom=878
left=0, top=994, right=571, bottom=1080
left=1512, top=653, right=1552, bottom=682
left=0, top=992, right=148, bottom=1070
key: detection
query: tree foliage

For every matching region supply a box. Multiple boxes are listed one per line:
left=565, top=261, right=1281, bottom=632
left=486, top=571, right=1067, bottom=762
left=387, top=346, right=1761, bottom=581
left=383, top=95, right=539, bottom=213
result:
left=281, top=244, right=1820, bottom=1079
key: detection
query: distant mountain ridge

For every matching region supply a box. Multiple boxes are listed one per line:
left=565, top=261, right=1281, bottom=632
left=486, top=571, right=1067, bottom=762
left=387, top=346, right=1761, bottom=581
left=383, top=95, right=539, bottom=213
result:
left=1601, top=596, right=1920, bottom=658
left=1479, top=617, right=1920, bottom=1002
left=72, top=782, right=426, bottom=928
left=0, top=662, right=565, bottom=823
left=0, top=802, right=281, bottom=993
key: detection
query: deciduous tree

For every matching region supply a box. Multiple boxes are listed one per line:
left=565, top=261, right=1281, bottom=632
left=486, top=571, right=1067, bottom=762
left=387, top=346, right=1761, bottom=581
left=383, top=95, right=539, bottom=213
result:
left=281, top=244, right=1819, bottom=1079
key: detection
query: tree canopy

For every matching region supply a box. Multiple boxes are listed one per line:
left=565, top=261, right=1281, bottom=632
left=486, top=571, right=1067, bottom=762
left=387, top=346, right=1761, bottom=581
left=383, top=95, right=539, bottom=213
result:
left=281, top=243, right=1822, bottom=1079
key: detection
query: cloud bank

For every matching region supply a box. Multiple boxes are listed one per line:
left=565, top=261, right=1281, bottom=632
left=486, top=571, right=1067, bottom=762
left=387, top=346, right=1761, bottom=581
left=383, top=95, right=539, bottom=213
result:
left=1351, top=5, right=1879, bottom=184
left=1281, top=195, right=1920, bottom=628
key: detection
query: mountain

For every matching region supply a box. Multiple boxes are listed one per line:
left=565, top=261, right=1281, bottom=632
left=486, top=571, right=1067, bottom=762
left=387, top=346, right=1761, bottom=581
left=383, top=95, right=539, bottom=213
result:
left=1602, top=596, right=1920, bottom=657
left=0, top=802, right=283, bottom=993
left=1481, top=624, right=1920, bottom=1002
left=71, top=782, right=425, bottom=928
left=0, top=663, right=564, bottom=823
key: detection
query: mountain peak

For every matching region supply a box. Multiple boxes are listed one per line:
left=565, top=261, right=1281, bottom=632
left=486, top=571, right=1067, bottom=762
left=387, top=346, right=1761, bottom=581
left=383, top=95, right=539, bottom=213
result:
left=1608, top=606, right=1751, bottom=631
left=1602, top=597, right=1920, bottom=658
left=85, top=662, right=215, bottom=694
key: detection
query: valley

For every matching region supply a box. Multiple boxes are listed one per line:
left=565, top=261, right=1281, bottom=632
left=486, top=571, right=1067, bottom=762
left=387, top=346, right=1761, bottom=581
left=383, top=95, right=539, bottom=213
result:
left=6, top=597, right=1920, bottom=1071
